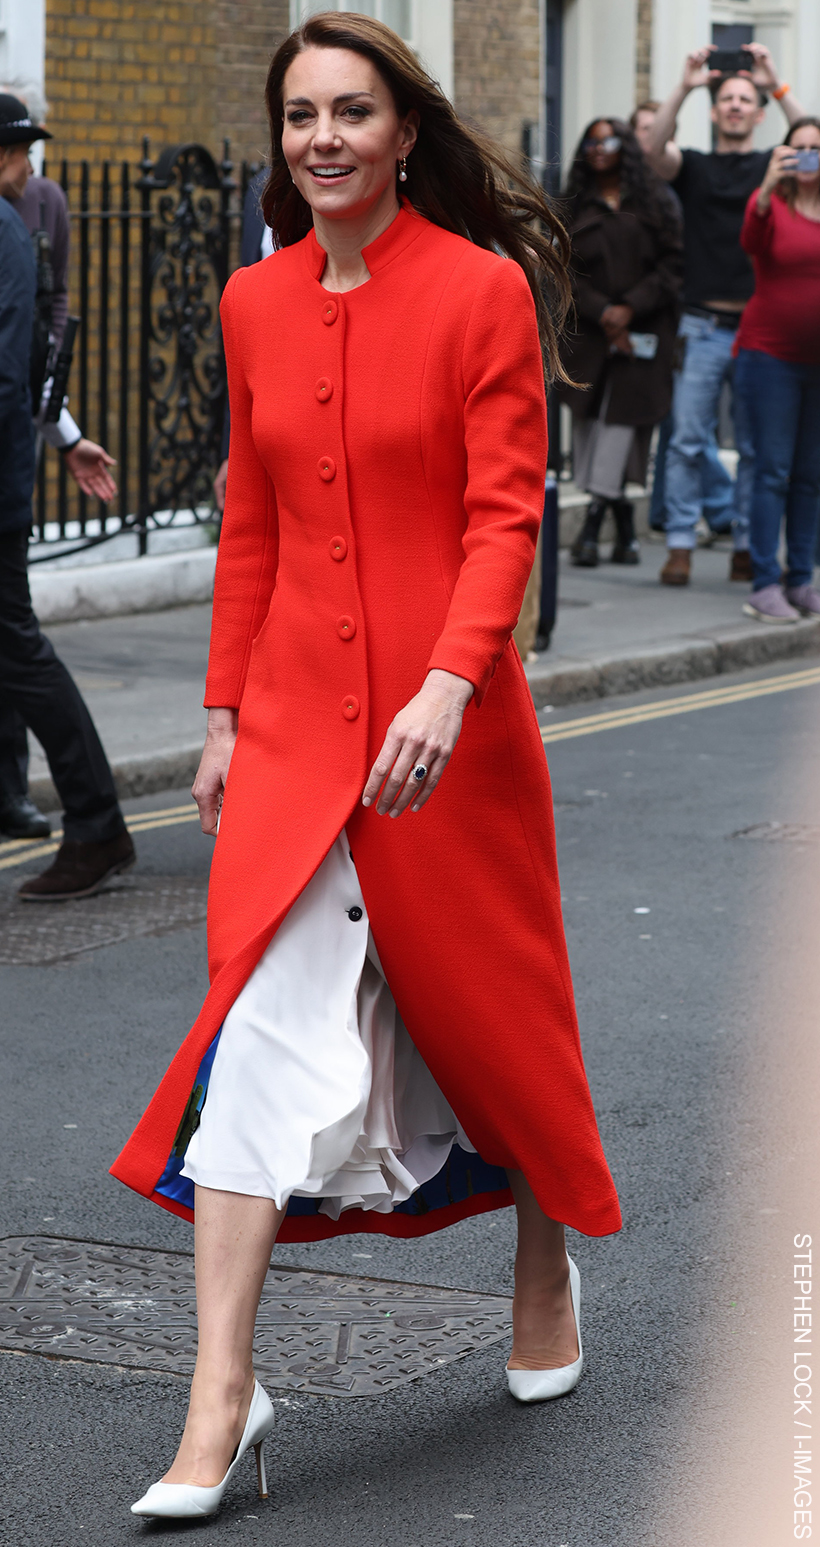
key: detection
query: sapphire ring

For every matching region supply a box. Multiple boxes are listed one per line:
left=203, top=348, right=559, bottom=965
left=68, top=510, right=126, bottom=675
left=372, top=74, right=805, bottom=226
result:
left=412, top=764, right=428, bottom=783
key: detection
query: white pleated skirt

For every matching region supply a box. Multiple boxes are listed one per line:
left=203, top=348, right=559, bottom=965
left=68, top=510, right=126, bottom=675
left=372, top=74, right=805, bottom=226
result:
left=182, top=832, right=476, bottom=1220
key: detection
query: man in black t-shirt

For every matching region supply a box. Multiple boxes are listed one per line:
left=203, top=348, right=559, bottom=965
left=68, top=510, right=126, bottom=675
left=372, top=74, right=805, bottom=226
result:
left=647, top=45, right=805, bottom=586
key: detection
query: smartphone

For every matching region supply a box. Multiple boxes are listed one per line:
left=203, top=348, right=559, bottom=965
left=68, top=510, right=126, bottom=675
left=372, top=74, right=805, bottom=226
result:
left=794, top=148, right=820, bottom=173
left=628, top=332, right=659, bottom=361
left=710, top=48, right=749, bottom=75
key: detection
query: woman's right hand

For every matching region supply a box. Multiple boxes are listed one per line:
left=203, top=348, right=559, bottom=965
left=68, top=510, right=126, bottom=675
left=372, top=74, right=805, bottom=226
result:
left=192, top=707, right=238, bottom=835
left=757, top=144, right=799, bottom=210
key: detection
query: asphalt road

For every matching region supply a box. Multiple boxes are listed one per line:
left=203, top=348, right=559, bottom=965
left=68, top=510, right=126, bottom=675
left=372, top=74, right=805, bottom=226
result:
left=2, top=658, right=819, bottom=1546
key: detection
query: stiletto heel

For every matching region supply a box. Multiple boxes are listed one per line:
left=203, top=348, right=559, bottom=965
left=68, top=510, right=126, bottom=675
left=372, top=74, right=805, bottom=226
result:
left=131, top=1378, right=275, bottom=1518
left=255, top=1440, right=268, bottom=1500
left=506, top=1254, right=583, bottom=1403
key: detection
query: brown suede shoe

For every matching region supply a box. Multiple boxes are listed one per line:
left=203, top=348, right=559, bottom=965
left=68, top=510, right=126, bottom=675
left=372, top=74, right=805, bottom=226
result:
left=660, top=549, right=691, bottom=586
left=729, top=550, right=754, bottom=582
left=18, top=830, right=136, bottom=902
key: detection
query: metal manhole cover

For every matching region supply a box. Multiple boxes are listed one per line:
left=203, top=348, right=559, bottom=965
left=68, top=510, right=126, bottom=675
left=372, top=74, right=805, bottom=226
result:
left=732, top=823, right=820, bottom=843
left=0, top=876, right=207, bottom=965
left=0, top=1237, right=512, bottom=1398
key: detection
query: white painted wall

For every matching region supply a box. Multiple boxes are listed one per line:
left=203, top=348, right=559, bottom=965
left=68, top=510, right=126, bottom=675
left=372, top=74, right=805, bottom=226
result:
left=0, top=0, right=45, bottom=168
left=0, top=0, right=45, bottom=96
left=651, top=0, right=712, bottom=151
left=561, top=0, right=637, bottom=167
left=291, top=0, right=453, bottom=99
left=792, top=0, right=820, bottom=118
left=413, top=1, right=453, bottom=99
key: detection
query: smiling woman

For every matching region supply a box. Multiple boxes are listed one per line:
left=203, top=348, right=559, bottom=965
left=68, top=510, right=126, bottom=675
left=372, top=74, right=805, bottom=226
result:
left=114, top=9, right=620, bottom=1523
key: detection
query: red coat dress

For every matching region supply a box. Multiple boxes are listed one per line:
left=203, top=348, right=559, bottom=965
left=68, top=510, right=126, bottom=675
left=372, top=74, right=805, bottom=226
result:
left=111, top=203, right=622, bottom=1241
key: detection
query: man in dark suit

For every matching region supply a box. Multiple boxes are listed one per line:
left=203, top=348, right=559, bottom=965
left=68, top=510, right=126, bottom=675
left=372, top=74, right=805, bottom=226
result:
left=0, top=94, right=135, bottom=897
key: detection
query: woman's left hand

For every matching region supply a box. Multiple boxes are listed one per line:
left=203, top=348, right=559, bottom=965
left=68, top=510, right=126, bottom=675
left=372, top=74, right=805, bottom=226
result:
left=362, top=668, right=474, bottom=817
left=62, top=439, right=117, bottom=501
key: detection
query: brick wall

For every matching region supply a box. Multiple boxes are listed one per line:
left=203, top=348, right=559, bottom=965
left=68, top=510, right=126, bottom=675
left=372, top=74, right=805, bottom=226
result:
left=44, top=0, right=288, bottom=170
left=453, top=0, right=541, bottom=157
left=214, top=2, right=288, bottom=168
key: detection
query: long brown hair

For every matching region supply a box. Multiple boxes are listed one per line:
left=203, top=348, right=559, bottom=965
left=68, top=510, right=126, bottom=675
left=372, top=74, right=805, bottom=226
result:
left=777, top=117, right=820, bottom=213
left=261, top=12, right=572, bottom=382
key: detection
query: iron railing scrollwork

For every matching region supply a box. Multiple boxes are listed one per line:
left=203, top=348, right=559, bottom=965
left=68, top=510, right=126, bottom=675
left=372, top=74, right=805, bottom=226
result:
left=33, top=140, right=260, bottom=561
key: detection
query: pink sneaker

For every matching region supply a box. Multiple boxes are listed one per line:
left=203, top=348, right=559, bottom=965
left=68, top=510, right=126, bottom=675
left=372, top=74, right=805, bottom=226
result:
left=742, top=585, right=800, bottom=624
left=785, top=585, right=820, bottom=617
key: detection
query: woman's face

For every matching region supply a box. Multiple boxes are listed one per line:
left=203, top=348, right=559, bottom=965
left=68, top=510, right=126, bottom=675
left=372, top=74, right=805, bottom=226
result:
left=281, top=46, right=418, bottom=222
left=583, top=121, right=621, bottom=175
left=788, top=124, right=820, bottom=188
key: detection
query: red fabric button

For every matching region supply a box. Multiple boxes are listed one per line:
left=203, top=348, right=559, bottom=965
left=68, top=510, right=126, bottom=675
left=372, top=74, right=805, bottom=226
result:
left=329, top=535, right=348, bottom=561
left=315, top=377, right=333, bottom=402
left=318, top=456, right=336, bottom=482
left=322, top=299, right=339, bottom=326
left=342, top=696, right=360, bottom=720
left=337, top=615, right=356, bottom=640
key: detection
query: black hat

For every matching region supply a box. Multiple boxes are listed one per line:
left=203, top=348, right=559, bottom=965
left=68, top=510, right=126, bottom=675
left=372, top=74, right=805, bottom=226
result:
left=0, top=94, right=52, bottom=146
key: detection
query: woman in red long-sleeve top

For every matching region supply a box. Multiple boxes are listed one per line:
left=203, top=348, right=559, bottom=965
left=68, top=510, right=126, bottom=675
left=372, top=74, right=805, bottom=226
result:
left=734, top=117, right=820, bottom=623
left=116, top=13, right=621, bottom=1523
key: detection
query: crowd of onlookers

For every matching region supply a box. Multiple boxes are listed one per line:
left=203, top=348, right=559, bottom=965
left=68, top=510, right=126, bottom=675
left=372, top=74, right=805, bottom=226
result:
left=558, top=43, right=820, bottom=625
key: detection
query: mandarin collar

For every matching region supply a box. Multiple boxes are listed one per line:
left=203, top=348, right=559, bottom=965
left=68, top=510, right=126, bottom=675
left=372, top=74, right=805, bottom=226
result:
left=303, top=199, right=427, bottom=285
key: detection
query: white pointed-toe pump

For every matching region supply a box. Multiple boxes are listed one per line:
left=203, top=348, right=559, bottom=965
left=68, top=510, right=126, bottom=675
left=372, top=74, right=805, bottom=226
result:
left=131, top=1379, right=275, bottom=1519
left=506, top=1254, right=583, bottom=1403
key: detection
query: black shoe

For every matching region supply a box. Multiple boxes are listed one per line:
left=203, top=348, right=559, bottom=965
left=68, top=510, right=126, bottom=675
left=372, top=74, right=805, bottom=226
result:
left=18, top=829, right=136, bottom=901
left=610, top=499, right=640, bottom=564
left=0, top=795, right=51, bottom=840
left=570, top=499, right=608, bottom=567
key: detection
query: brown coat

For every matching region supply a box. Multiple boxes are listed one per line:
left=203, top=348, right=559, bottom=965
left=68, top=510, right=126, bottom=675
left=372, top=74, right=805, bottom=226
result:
left=558, top=193, right=683, bottom=427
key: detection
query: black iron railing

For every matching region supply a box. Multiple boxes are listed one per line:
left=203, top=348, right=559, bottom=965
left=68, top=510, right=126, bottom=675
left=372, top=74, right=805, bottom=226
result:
left=32, top=140, right=261, bottom=561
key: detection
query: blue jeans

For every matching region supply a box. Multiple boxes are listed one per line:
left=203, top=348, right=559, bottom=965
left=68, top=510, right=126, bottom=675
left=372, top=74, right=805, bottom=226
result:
left=650, top=409, right=734, bottom=532
left=733, top=349, right=820, bottom=591
left=665, top=312, right=754, bottom=551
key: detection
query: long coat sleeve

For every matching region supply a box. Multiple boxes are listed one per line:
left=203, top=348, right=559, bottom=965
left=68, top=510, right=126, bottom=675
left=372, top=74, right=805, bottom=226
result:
left=112, top=205, right=621, bottom=1241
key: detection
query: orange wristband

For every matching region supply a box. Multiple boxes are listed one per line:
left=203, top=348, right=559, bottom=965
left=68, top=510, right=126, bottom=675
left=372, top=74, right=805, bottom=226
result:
left=772, top=83, right=790, bottom=101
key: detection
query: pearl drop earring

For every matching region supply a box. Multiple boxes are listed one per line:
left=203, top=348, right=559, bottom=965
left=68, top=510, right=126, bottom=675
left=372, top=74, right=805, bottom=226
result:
left=399, top=157, right=408, bottom=182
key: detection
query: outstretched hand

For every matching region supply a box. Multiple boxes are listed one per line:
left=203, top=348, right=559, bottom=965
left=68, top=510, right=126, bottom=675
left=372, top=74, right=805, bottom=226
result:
left=63, top=438, right=117, bottom=501
left=681, top=47, right=719, bottom=93
left=362, top=668, right=474, bottom=818
left=739, top=43, right=780, bottom=93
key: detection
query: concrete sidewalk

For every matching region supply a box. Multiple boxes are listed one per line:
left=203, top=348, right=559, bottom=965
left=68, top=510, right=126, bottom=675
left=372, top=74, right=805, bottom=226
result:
left=526, top=535, right=820, bottom=707
left=26, top=533, right=820, bottom=810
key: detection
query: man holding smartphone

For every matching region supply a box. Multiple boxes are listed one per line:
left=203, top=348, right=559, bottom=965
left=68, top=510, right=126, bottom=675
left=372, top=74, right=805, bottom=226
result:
left=647, top=44, right=806, bottom=586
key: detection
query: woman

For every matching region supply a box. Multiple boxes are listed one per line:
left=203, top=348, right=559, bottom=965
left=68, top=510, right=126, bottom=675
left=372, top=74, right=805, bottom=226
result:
left=112, top=14, right=621, bottom=1519
left=733, top=118, right=820, bottom=624
left=559, top=118, right=683, bottom=566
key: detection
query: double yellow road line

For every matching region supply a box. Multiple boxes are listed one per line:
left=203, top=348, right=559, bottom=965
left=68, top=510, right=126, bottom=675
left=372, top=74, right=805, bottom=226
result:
left=541, top=663, right=820, bottom=744
left=2, top=665, right=819, bottom=875
left=0, top=802, right=201, bottom=875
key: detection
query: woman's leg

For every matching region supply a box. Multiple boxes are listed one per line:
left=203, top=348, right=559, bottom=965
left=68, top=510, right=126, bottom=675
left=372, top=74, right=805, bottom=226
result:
left=162, top=1186, right=285, bottom=1487
left=735, top=350, right=801, bottom=591
left=783, top=368, right=820, bottom=591
left=506, top=1170, right=580, bottom=1371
